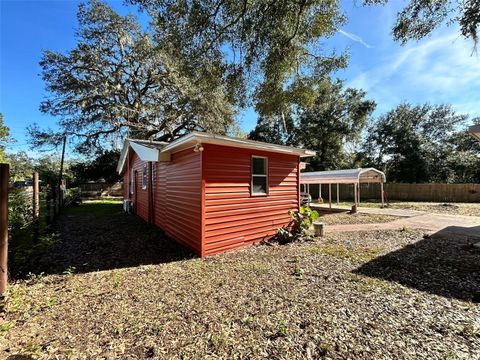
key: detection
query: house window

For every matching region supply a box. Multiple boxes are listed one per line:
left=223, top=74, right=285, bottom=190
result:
left=130, top=169, right=134, bottom=194
left=252, top=156, right=268, bottom=196
left=142, top=164, right=147, bottom=190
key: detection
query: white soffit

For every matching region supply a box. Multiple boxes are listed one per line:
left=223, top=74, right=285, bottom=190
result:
left=130, top=142, right=160, bottom=162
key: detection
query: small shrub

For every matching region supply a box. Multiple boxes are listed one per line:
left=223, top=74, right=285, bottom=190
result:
left=0, top=321, right=14, bottom=333
left=8, top=190, right=33, bottom=234
left=64, top=187, right=82, bottom=207
left=275, top=206, right=319, bottom=244
left=112, top=272, right=122, bottom=288
left=276, top=320, right=288, bottom=337
left=63, top=266, right=76, bottom=277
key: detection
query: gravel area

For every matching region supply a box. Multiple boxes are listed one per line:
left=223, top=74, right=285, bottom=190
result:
left=318, top=212, right=400, bottom=225
left=1, top=202, right=479, bottom=359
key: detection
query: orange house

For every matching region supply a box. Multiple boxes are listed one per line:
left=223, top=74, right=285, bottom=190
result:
left=117, top=132, right=315, bottom=256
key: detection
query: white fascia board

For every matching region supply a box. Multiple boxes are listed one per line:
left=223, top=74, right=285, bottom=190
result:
left=116, top=139, right=130, bottom=174
left=160, top=132, right=316, bottom=157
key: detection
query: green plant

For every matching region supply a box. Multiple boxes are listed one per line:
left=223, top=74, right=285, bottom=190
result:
left=276, top=320, right=288, bottom=337
left=276, top=206, right=319, bottom=244
left=64, top=187, right=82, bottom=207
left=47, top=297, right=57, bottom=307
left=112, top=272, right=122, bottom=288
left=8, top=189, right=33, bottom=234
left=0, top=321, right=14, bottom=333
left=26, top=272, right=46, bottom=284
left=63, top=266, right=76, bottom=277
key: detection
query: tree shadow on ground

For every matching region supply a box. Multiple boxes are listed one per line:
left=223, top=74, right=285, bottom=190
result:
left=353, top=226, right=480, bottom=302
left=31, top=201, right=195, bottom=277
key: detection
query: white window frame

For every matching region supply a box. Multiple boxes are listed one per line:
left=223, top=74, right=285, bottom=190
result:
left=130, top=169, right=135, bottom=195
left=251, top=155, right=268, bottom=196
left=142, top=164, right=147, bottom=190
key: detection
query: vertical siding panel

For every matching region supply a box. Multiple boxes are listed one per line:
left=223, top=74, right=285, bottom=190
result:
left=203, top=143, right=300, bottom=256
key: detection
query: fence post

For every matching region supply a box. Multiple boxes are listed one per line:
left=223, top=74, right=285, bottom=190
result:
left=0, top=164, right=9, bottom=295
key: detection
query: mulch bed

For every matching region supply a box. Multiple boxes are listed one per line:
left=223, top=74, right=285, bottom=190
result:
left=1, top=202, right=479, bottom=359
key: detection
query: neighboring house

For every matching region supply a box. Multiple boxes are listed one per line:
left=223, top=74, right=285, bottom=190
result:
left=469, top=125, right=480, bottom=141
left=117, top=132, right=315, bottom=257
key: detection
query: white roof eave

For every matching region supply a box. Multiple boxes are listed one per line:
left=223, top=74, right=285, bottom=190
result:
left=117, top=140, right=161, bottom=174
left=159, top=132, right=315, bottom=158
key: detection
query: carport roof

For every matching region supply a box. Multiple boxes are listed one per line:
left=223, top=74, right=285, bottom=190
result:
left=469, top=124, right=480, bottom=141
left=300, top=168, right=386, bottom=185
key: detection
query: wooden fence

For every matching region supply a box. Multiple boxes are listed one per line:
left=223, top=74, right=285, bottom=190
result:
left=309, top=183, right=480, bottom=203
left=0, top=164, right=65, bottom=297
left=78, top=182, right=123, bottom=198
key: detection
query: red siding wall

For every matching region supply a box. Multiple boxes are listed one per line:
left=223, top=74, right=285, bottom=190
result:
left=153, top=149, right=202, bottom=254
left=202, top=144, right=300, bottom=256
left=124, top=152, right=150, bottom=222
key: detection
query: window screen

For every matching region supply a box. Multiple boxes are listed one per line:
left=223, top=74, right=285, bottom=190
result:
left=252, top=157, right=268, bottom=195
left=142, top=165, right=147, bottom=190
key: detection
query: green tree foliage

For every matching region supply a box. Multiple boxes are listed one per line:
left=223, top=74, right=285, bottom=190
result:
left=249, top=114, right=297, bottom=146
left=5, top=152, right=35, bottom=181
left=296, top=79, right=376, bottom=170
left=32, top=0, right=237, bottom=153
left=366, top=0, right=480, bottom=46
left=123, top=0, right=347, bottom=123
left=249, top=79, right=375, bottom=170
left=361, top=103, right=473, bottom=183
left=70, top=150, right=121, bottom=184
left=0, top=113, right=10, bottom=162
left=433, top=127, right=480, bottom=183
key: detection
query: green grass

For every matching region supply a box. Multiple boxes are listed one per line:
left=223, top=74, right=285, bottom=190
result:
left=62, top=199, right=123, bottom=216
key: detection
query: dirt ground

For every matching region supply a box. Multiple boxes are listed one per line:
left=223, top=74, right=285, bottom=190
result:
left=1, top=200, right=479, bottom=359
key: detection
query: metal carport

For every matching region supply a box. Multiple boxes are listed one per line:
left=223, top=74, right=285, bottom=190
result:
left=300, top=168, right=386, bottom=208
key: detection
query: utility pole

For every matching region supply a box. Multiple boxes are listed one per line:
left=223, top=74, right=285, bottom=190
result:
left=0, top=163, right=9, bottom=294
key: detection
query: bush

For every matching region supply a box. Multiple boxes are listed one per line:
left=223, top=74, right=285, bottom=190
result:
left=275, top=206, right=319, bottom=244
left=8, top=190, right=33, bottom=234
left=64, top=187, right=81, bottom=207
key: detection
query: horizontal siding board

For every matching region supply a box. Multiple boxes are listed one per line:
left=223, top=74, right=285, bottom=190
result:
left=203, top=143, right=299, bottom=255
left=123, top=148, right=203, bottom=255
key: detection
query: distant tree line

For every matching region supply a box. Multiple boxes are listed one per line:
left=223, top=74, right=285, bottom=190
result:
left=3, top=0, right=478, bottom=185
left=4, top=149, right=120, bottom=185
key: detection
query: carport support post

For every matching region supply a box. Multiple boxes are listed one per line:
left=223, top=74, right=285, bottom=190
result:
left=0, top=164, right=9, bottom=294
left=353, top=183, right=357, bottom=207
left=328, top=183, right=332, bottom=209
left=358, top=183, right=361, bottom=204
left=381, top=182, right=385, bottom=208
left=336, top=183, right=339, bottom=204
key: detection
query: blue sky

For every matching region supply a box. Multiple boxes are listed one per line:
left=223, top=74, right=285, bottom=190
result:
left=1, top=0, right=479, bottom=156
